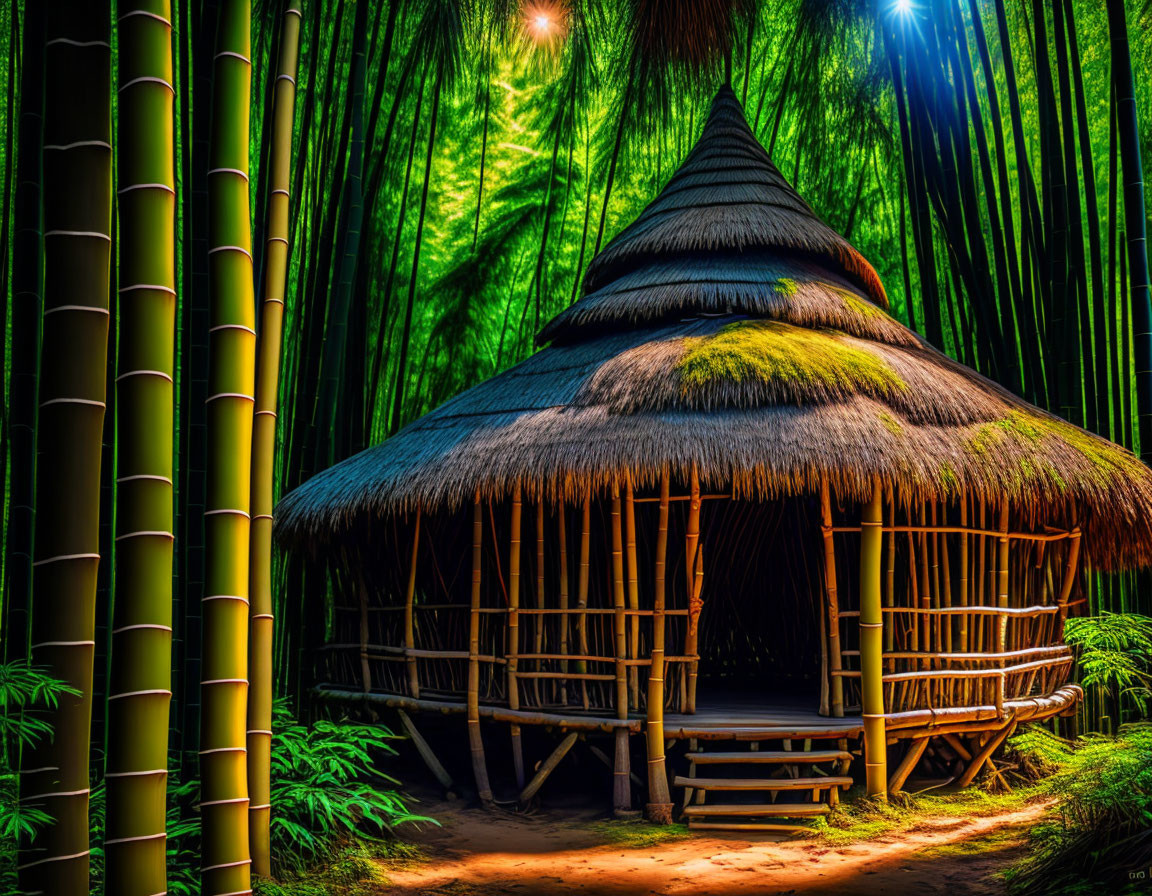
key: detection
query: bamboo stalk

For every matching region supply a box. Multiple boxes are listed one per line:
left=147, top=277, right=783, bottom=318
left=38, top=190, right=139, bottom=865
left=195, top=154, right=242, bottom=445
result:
left=468, top=494, right=493, bottom=804
left=685, top=465, right=703, bottom=714
left=106, top=1, right=177, bottom=890
left=245, top=1, right=302, bottom=876
left=610, top=480, right=631, bottom=814
left=625, top=474, right=640, bottom=710
left=610, top=482, right=628, bottom=718
left=821, top=480, right=844, bottom=717
left=646, top=470, right=673, bottom=823
left=404, top=508, right=422, bottom=697
left=199, top=4, right=256, bottom=891
left=578, top=491, right=591, bottom=709
left=997, top=501, right=1010, bottom=682
left=959, top=499, right=969, bottom=652
left=860, top=479, right=887, bottom=799
left=1057, top=526, right=1082, bottom=639
left=508, top=484, right=525, bottom=789
left=557, top=498, right=570, bottom=703
left=535, top=500, right=545, bottom=705
left=519, top=732, right=579, bottom=804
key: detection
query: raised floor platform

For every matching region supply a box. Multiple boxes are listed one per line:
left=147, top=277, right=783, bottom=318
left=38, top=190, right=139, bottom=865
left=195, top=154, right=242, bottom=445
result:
left=660, top=692, right=864, bottom=740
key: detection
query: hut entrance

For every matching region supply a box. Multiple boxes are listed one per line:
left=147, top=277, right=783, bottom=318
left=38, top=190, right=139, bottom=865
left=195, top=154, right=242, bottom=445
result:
left=693, top=495, right=826, bottom=713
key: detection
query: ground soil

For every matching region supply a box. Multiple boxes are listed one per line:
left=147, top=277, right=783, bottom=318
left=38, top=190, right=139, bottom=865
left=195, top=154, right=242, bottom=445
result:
left=378, top=796, right=1047, bottom=896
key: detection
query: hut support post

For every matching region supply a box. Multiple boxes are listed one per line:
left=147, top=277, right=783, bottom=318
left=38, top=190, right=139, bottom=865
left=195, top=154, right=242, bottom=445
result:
left=468, top=494, right=493, bottom=804
left=821, top=480, right=844, bottom=717
left=611, top=481, right=631, bottom=814
left=860, top=480, right=887, bottom=799
left=558, top=499, right=570, bottom=703
left=996, top=501, right=1010, bottom=714
left=356, top=563, right=372, bottom=695
left=519, top=731, right=579, bottom=805
left=397, top=709, right=455, bottom=795
left=645, top=471, right=673, bottom=824
left=577, top=493, right=591, bottom=709
left=1057, top=527, right=1082, bottom=638
left=403, top=507, right=422, bottom=698
left=625, top=475, right=641, bottom=710
left=684, top=465, right=703, bottom=714
left=508, top=484, right=525, bottom=790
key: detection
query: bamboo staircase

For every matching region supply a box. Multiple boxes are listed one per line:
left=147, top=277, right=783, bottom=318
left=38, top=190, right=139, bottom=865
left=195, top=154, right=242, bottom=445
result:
left=672, top=728, right=859, bottom=832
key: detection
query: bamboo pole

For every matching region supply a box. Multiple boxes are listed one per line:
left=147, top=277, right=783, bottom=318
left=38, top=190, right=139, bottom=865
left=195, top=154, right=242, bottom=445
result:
left=246, top=1, right=302, bottom=876
left=577, top=491, right=591, bottom=709
left=887, top=736, right=929, bottom=793
left=519, top=732, right=579, bottom=804
left=468, top=494, right=493, bottom=804
left=684, top=465, right=703, bottom=714
left=996, top=501, right=1010, bottom=712
left=404, top=507, right=422, bottom=697
left=1057, top=526, right=1082, bottom=638
left=535, top=500, right=546, bottom=705
left=199, top=4, right=256, bottom=891
left=625, top=474, right=641, bottom=709
left=860, top=479, right=887, bottom=799
left=645, top=471, right=673, bottom=824
left=508, top=484, right=525, bottom=789
left=820, top=480, right=844, bottom=717
left=105, top=2, right=176, bottom=892
left=558, top=498, right=570, bottom=703
left=610, top=481, right=631, bottom=813
left=959, top=499, right=969, bottom=652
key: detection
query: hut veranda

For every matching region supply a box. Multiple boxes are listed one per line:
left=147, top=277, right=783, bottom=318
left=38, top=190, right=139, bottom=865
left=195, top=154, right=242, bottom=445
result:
left=276, top=87, right=1152, bottom=829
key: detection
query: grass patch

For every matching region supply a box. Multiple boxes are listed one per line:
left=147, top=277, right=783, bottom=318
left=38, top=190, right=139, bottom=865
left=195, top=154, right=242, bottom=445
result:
left=588, top=819, right=692, bottom=848
left=811, top=785, right=1042, bottom=847
left=254, top=840, right=424, bottom=896
left=677, top=319, right=905, bottom=396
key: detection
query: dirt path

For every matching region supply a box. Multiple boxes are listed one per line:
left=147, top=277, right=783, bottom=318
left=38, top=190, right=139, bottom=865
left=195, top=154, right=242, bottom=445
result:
left=382, top=799, right=1048, bottom=895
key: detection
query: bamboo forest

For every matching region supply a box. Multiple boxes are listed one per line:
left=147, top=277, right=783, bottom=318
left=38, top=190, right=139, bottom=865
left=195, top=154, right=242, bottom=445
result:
left=3, top=0, right=1152, bottom=894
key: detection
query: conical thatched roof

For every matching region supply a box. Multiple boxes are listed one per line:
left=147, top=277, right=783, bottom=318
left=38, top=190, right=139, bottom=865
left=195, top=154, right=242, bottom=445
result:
left=277, top=87, right=1152, bottom=571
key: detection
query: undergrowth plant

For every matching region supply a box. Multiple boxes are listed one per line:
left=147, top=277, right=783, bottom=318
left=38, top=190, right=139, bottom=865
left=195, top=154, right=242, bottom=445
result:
left=1064, top=613, right=1152, bottom=725
left=0, top=663, right=78, bottom=892
left=1008, top=723, right=1152, bottom=895
left=267, top=700, right=432, bottom=875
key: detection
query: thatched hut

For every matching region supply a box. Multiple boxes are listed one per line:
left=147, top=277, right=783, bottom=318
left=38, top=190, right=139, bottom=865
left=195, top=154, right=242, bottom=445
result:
left=276, top=87, right=1152, bottom=828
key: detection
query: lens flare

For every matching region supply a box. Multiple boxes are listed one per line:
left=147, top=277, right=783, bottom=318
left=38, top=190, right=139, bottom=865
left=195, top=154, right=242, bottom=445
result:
left=524, top=1, right=567, bottom=46
left=893, top=0, right=913, bottom=13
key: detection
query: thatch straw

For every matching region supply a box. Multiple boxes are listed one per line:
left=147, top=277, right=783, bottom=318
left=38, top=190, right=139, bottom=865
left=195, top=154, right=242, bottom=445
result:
left=580, top=86, right=888, bottom=308
left=275, top=86, right=1152, bottom=573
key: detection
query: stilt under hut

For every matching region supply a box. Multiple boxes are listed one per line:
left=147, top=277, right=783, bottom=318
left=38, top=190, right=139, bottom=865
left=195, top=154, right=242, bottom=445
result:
left=275, top=87, right=1152, bottom=830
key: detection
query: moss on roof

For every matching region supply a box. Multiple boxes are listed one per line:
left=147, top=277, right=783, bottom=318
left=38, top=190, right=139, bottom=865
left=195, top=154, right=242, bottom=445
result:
left=677, top=319, right=906, bottom=399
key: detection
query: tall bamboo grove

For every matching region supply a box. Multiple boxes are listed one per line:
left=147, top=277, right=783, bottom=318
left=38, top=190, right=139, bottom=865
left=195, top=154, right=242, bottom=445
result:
left=105, top=3, right=177, bottom=894
left=18, top=2, right=112, bottom=893
left=249, top=0, right=303, bottom=876
left=200, top=2, right=256, bottom=893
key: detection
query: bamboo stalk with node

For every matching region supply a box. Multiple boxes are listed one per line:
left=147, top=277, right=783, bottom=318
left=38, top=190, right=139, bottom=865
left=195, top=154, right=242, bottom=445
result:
left=684, top=465, right=703, bottom=714
left=246, top=0, right=302, bottom=877
left=404, top=508, right=422, bottom=697
left=20, top=2, right=112, bottom=892
left=468, top=494, right=493, bottom=804
left=199, top=3, right=256, bottom=892
left=821, top=479, right=844, bottom=717
left=508, top=483, right=525, bottom=789
left=645, top=471, right=673, bottom=824
left=625, top=475, right=641, bottom=709
left=610, top=480, right=631, bottom=814
left=860, top=480, right=887, bottom=799
left=106, top=2, right=176, bottom=892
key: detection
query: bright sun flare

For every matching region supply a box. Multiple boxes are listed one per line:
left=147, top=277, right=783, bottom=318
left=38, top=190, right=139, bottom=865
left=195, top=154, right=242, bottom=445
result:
left=524, top=1, right=566, bottom=44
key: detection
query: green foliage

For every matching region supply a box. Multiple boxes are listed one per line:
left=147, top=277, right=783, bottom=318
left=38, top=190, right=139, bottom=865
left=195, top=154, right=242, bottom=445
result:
left=815, top=785, right=1038, bottom=847
left=267, top=701, right=433, bottom=875
left=1065, top=613, right=1152, bottom=718
left=1007, top=723, right=1152, bottom=894
left=0, top=663, right=79, bottom=892
left=677, top=319, right=906, bottom=395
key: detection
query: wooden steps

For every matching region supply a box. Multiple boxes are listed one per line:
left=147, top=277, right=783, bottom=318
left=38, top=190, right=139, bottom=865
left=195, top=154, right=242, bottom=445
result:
left=683, top=802, right=831, bottom=818
left=687, top=749, right=852, bottom=765
left=670, top=717, right=860, bottom=830
left=674, top=775, right=853, bottom=791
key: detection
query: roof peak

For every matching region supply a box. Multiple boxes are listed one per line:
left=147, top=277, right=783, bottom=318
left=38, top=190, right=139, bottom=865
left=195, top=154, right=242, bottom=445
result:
left=543, top=86, right=887, bottom=344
